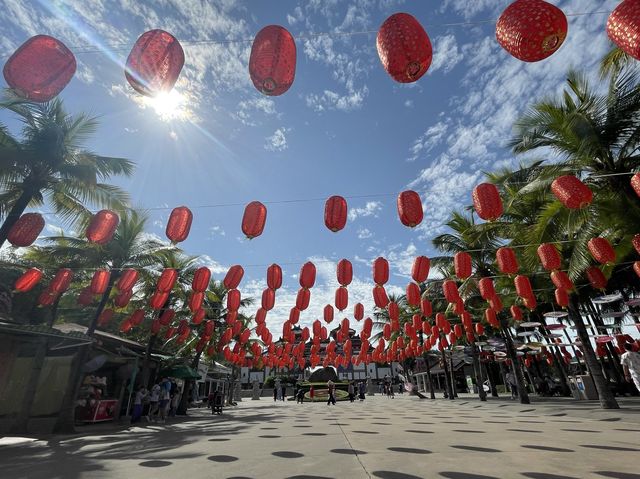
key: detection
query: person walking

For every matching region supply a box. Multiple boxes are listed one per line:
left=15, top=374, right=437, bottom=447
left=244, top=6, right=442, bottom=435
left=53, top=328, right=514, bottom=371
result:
left=358, top=381, right=366, bottom=401
left=281, top=383, right=286, bottom=401
left=348, top=381, right=355, bottom=402
left=131, top=386, right=147, bottom=424
left=506, top=371, right=518, bottom=399
left=621, top=342, right=640, bottom=391
left=148, top=381, right=161, bottom=421
left=326, top=380, right=336, bottom=405
left=296, top=387, right=305, bottom=404
left=309, top=385, right=315, bottom=402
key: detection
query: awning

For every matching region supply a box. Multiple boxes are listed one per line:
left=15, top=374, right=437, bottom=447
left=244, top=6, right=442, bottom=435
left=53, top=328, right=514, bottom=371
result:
left=159, top=364, right=201, bottom=380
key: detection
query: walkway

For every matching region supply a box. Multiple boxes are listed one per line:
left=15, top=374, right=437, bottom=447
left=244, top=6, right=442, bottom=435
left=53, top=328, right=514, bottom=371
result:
left=1, top=395, right=639, bottom=479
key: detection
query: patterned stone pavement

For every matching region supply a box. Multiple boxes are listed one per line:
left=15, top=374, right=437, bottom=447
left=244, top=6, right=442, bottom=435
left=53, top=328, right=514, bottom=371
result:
left=1, top=394, right=639, bottom=479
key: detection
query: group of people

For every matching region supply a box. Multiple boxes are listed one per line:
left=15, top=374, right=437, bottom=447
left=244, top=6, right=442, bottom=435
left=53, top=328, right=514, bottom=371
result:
left=131, top=377, right=181, bottom=424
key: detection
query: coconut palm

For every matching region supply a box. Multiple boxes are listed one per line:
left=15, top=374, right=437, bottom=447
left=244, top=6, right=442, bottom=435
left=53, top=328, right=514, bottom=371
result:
left=0, top=92, right=134, bottom=247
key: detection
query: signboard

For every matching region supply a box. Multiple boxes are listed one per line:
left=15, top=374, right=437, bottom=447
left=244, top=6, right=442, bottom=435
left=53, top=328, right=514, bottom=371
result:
left=90, top=399, right=118, bottom=422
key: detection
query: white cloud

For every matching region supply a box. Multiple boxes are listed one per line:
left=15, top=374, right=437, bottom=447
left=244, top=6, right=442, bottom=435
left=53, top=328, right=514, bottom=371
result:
left=348, top=201, right=383, bottom=221
left=265, top=128, right=290, bottom=152
left=209, top=226, right=226, bottom=237
left=357, top=228, right=373, bottom=239
left=430, top=34, right=464, bottom=74
left=196, top=255, right=228, bottom=275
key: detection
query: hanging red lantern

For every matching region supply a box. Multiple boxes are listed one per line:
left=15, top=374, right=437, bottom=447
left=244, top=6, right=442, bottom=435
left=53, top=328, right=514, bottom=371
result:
left=412, top=256, right=430, bottom=283
left=523, top=295, right=537, bottom=311
left=489, top=296, right=503, bottom=312
left=354, top=303, right=364, bottom=321
left=373, top=257, right=389, bottom=285
left=323, top=304, right=334, bottom=323
left=14, top=268, right=42, bottom=293
left=406, top=282, right=421, bottom=306
left=607, top=1, right=640, bottom=60
left=242, top=201, right=267, bottom=239
left=157, top=268, right=178, bottom=292
left=116, top=269, right=138, bottom=291
left=97, top=308, right=114, bottom=327
left=454, top=252, right=472, bottom=280
left=289, top=307, right=300, bottom=325
left=373, top=285, right=390, bottom=308
left=189, top=291, right=204, bottom=312
left=397, top=190, right=423, bottom=227
left=249, top=25, right=296, bottom=96
left=149, top=291, right=169, bottom=310
left=299, top=262, right=316, bottom=289
left=475, top=323, right=485, bottom=336
left=166, top=206, right=193, bottom=243
left=478, top=277, right=497, bottom=301
left=420, top=298, right=432, bottom=318
left=496, top=0, right=568, bottom=62
left=555, top=288, right=569, bottom=308
left=324, top=196, right=347, bottom=233
left=267, top=263, right=282, bottom=290
left=191, top=266, right=211, bottom=293
left=7, top=213, right=45, bottom=247
left=510, top=305, right=523, bottom=321
left=631, top=172, right=640, bottom=197
left=551, top=176, right=593, bottom=209
left=77, top=287, right=94, bottom=306
left=255, top=308, right=267, bottom=324
left=336, top=259, right=353, bottom=287
left=496, top=247, right=519, bottom=274
left=514, top=275, right=534, bottom=300
left=125, top=29, right=184, bottom=96
left=38, top=289, right=57, bottom=307
left=114, top=288, right=133, bottom=308
left=227, top=289, right=241, bottom=311
left=388, top=301, right=400, bottom=321
left=261, top=288, right=276, bottom=311
left=50, top=268, right=73, bottom=294
left=551, top=270, right=574, bottom=291
left=296, top=288, right=310, bottom=311
left=223, top=265, right=244, bottom=290
left=485, top=308, right=499, bottom=327
left=90, top=269, right=111, bottom=295
left=634, top=261, right=640, bottom=278
left=376, top=13, right=432, bottom=83
left=587, top=237, right=616, bottom=265
left=129, top=309, right=145, bottom=326
left=335, top=286, right=348, bottom=311
left=86, top=210, right=119, bottom=245
left=586, top=266, right=608, bottom=290
left=537, top=243, right=562, bottom=271
left=472, top=183, right=503, bottom=221
left=3, top=35, right=76, bottom=102
left=442, top=280, right=460, bottom=304
left=632, top=234, right=640, bottom=255
left=159, top=308, right=175, bottom=326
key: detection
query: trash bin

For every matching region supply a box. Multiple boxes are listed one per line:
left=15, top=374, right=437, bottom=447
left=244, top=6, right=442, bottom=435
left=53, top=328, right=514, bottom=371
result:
left=575, top=375, right=598, bottom=400
left=567, top=376, right=581, bottom=400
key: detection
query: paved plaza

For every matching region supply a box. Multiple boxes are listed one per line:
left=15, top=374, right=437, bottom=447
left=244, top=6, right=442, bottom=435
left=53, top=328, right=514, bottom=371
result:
left=1, top=395, right=639, bottom=479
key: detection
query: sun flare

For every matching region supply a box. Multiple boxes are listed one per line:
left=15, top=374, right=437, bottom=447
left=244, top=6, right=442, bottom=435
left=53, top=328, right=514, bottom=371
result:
left=143, top=90, right=190, bottom=122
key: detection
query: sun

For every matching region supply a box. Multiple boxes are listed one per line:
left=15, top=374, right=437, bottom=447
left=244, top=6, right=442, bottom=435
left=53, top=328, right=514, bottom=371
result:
left=143, top=90, right=191, bottom=122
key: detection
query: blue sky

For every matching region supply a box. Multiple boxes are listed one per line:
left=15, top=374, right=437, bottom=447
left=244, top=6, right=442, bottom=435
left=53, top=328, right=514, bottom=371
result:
left=0, top=0, right=619, bottom=335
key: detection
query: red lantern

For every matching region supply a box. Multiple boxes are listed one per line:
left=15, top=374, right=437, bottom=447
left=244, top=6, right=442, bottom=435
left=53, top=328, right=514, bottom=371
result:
left=442, top=280, right=460, bottom=304
left=50, top=268, right=73, bottom=294
left=420, top=298, right=432, bottom=318
left=98, top=308, right=114, bottom=327
left=296, top=288, right=310, bottom=311
left=406, top=282, right=420, bottom=306
left=77, top=287, right=94, bottom=306
left=631, top=172, right=640, bottom=197
left=189, top=291, right=204, bottom=313
left=514, top=275, right=534, bottom=300
left=336, top=259, right=353, bottom=287
left=192, top=308, right=206, bottom=325
left=472, top=183, right=503, bottom=221
left=634, top=261, right=640, bottom=278
left=157, top=268, right=178, bottom=293
left=510, top=305, right=523, bottom=321
left=607, top=1, right=640, bottom=60
left=86, top=210, right=119, bottom=245
left=249, top=25, right=296, bottom=96
left=149, top=291, right=169, bottom=310
left=114, top=288, right=133, bottom=308
left=262, top=288, right=276, bottom=311
left=555, top=288, right=569, bottom=308
left=551, top=176, right=593, bottom=209
left=159, top=308, right=175, bottom=326
left=485, top=308, right=499, bottom=327
left=551, top=270, right=574, bottom=291
left=354, top=303, right=364, bottom=321
left=388, top=301, right=400, bottom=321
left=14, top=268, right=42, bottom=293
left=537, top=243, right=561, bottom=271
left=7, top=213, right=44, bottom=247
left=376, top=13, right=432, bottom=83
left=454, top=252, right=472, bottom=280
left=496, top=247, right=519, bottom=275
left=242, top=201, right=267, bottom=239
left=125, top=29, right=184, bottom=96
left=3, top=35, right=76, bottom=102
left=324, top=304, right=334, bottom=323
left=90, top=269, right=111, bottom=295
left=116, top=269, right=138, bottom=291
left=324, top=196, right=347, bottom=233
left=397, top=190, right=423, bottom=227
left=267, top=264, right=282, bottom=290
left=632, top=234, right=640, bottom=255
left=166, top=206, right=193, bottom=243
left=299, top=262, right=316, bottom=289
left=255, top=308, right=267, bottom=324
left=227, top=289, right=241, bottom=311
left=373, top=285, right=389, bottom=308
left=489, top=296, right=503, bottom=312
left=373, top=257, right=389, bottom=285
left=496, top=0, right=568, bottom=62
left=478, top=277, right=496, bottom=301
left=587, top=237, right=616, bottom=265
left=38, top=289, right=57, bottom=306
left=523, top=295, right=537, bottom=311
left=412, top=256, right=430, bottom=283
left=192, top=266, right=211, bottom=292
left=129, top=309, right=145, bottom=326
left=586, top=266, right=608, bottom=290
left=475, top=323, right=485, bottom=336
left=335, top=286, right=348, bottom=311
left=289, top=307, right=300, bottom=324
left=223, top=265, right=244, bottom=289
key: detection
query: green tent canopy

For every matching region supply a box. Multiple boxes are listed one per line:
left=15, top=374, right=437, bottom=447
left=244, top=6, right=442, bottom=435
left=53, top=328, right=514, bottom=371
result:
left=159, top=365, right=201, bottom=380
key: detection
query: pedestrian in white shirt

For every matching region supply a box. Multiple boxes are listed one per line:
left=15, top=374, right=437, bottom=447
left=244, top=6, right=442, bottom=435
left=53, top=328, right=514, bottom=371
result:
left=620, top=343, right=640, bottom=391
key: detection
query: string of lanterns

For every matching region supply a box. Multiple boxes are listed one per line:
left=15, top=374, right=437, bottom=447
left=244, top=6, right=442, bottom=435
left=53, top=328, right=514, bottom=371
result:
left=3, top=1, right=639, bottom=103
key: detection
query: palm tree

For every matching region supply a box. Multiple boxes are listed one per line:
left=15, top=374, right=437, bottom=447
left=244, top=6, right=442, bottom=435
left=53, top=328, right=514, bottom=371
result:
left=0, top=92, right=134, bottom=247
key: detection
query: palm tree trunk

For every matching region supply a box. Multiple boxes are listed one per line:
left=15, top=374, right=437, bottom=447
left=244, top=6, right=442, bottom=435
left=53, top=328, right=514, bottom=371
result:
left=441, top=350, right=454, bottom=400
left=486, top=362, right=499, bottom=397
left=501, top=322, right=530, bottom=404
left=568, top=297, right=619, bottom=409
left=471, top=344, right=487, bottom=401
left=141, top=334, right=158, bottom=388
left=0, top=188, right=34, bottom=248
